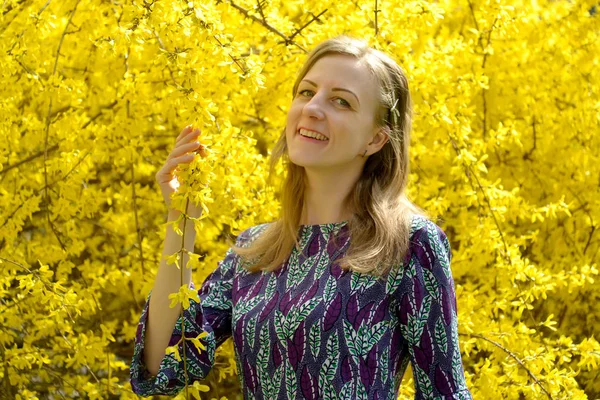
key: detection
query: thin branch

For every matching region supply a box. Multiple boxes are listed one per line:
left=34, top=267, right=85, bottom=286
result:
left=287, top=9, right=327, bottom=43
left=228, top=0, right=308, bottom=52
left=447, top=134, right=539, bottom=326
left=212, top=34, right=247, bottom=74
left=43, top=0, right=82, bottom=251
left=131, top=163, right=146, bottom=277
left=374, top=0, right=379, bottom=36
left=255, top=0, right=266, bottom=21
left=0, top=100, right=117, bottom=178
left=462, top=333, right=554, bottom=399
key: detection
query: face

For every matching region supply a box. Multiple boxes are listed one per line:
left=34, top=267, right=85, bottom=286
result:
left=285, top=54, right=388, bottom=170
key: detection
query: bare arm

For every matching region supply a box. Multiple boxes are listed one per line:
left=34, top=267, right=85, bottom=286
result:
left=143, top=209, right=195, bottom=376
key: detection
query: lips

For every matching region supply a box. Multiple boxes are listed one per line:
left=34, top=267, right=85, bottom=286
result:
left=297, top=127, right=328, bottom=139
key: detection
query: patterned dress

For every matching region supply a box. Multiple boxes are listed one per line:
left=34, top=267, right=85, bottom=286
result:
left=130, top=214, right=473, bottom=399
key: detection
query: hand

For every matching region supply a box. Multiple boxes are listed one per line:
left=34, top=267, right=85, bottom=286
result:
left=155, top=125, right=208, bottom=218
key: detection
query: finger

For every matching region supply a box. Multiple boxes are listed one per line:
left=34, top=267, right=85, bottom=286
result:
left=175, top=125, right=194, bottom=143
left=168, top=141, right=201, bottom=160
left=156, top=154, right=196, bottom=180
left=175, top=127, right=201, bottom=147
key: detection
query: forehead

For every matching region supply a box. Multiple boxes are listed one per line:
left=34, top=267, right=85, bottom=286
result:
left=302, top=54, right=378, bottom=99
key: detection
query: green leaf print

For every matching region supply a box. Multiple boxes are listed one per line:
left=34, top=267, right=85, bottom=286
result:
left=233, top=295, right=263, bottom=324
left=286, top=252, right=300, bottom=290
left=452, top=350, right=466, bottom=391
left=426, top=221, right=451, bottom=279
left=339, top=381, right=353, bottom=399
left=435, top=316, right=448, bottom=354
left=322, top=381, right=337, bottom=400
left=323, top=276, right=336, bottom=306
left=343, top=320, right=360, bottom=359
left=355, top=324, right=369, bottom=356
left=360, top=321, right=387, bottom=356
left=314, top=252, right=330, bottom=280
left=319, top=333, right=339, bottom=388
left=270, top=364, right=284, bottom=398
left=385, top=262, right=405, bottom=295
left=285, top=297, right=321, bottom=336
left=451, top=316, right=467, bottom=390
left=407, top=295, right=432, bottom=345
left=264, top=273, right=277, bottom=301
left=423, top=267, right=440, bottom=301
left=293, top=253, right=319, bottom=288
left=274, top=310, right=287, bottom=344
left=202, top=284, right=231, bottom=310
left=285, top=360, right=298, bottom=400
left=414, top=364, right=434, bottom=398
left=309, top=321, right=321, bottom=359
left=411, top=215, right=428, bottom=234
left=406, top=256, right=417, bottom=279
left=257, top=324, right=270, bottom=377
left=356, top=380, right=368, bottom=400
left=351, top=272, right=377, bottom=294
left=246, top=315, right=257, bottom=351
left=380, top=346, right=389, bottom=385
left=350, top=272, right=361, bottom=292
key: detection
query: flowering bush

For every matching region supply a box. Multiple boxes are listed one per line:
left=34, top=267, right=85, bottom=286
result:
left=0, top=0, right=598, bottom=399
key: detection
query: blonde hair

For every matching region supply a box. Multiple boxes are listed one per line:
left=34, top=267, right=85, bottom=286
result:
left=230, top=34, right=428, bottom=277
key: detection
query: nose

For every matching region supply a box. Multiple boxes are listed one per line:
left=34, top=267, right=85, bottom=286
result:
left=301, top=93, right=326, bottom=120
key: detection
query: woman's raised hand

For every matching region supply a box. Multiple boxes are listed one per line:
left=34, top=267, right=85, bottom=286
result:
left=155, top=125, right=208, bottom=218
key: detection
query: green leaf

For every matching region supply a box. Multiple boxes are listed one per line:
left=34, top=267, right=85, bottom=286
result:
left=314, top=252, right=330, bottom=280
left=319, top=333, right=340, bottom=388
left=386, top=262, right=405, bottom=295
left=423, top=267, right=440, bottom=301
left=343, top=320, right=360, bottom=359
left=309, top=321, right=321, bottom=359
left=323, top=276, right=336, bottom=306
left=361, top=321, right=387, bottom=355
left=435, top=316, right=448, bottom=354
left=285, top=360, right=298, bottom=399
left=246, top=315, right=257, bottom=351
left=414, top=364, right=434, bottom=398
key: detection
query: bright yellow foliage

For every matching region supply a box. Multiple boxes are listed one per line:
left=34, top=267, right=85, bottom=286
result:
left=0, top=0, right=598, bottom=399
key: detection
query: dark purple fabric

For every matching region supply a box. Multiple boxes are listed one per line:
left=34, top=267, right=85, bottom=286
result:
left=130, top=215, right=473, bottom=399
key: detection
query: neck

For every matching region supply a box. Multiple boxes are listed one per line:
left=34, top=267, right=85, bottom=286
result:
left=299, top=166, right=360, bottom=225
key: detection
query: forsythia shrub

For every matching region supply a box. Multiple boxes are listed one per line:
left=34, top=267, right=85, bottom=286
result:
left=0, top=0, right=598, bottom=399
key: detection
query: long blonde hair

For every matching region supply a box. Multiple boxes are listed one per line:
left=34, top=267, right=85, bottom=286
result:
left=231, top=34, right=428, bottom=277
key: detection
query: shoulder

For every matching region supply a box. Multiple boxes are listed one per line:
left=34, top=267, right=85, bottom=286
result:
left=235, top=222, right=272, bottom=247
left=408, top=214, right=452, bottom=261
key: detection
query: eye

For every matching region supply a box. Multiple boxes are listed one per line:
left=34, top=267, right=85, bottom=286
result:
left=298, top=90, right=352, bottom=108
left=298, top=89, right=314, bottom=97
left=335, top=98, right=351, bottom=108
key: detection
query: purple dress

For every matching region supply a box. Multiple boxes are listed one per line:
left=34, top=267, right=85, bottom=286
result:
left=130, top=214, right=473, bottom=399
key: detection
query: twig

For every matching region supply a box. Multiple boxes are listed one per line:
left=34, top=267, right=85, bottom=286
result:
left=212, top=34, right=247, bottom=74
left=131, top=163, right=146, bottom=277
left=374, top=0, right=379, bottom=36
left=287, top=9, right=327, bottom=43
left=447, top=134, right=539, bottom=326
left=43, top=0, right=82, bottom=251
left=228, top=0, right=309, bottom=52
left=462, top=333, right=554, bottom=399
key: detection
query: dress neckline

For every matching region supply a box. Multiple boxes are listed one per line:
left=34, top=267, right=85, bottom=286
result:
left=298, top=220, right=349, bottom=228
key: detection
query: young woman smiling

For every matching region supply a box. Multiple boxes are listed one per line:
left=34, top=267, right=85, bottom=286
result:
left=131, top=35, right=473, bottom=400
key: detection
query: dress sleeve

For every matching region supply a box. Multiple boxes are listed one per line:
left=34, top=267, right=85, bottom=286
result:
left=129, top=236, right=244, bottom=396
left=396, top=219, right=472, bottom=399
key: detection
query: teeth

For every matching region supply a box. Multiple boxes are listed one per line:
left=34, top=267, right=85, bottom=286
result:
left=299, top=129, right=328, bottom=141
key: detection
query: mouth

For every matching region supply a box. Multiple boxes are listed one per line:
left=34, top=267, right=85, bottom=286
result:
left=297, top=128, right=329, bottom=143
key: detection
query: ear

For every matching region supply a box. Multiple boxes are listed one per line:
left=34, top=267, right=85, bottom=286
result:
left=367, top=126, right=390, bottom=153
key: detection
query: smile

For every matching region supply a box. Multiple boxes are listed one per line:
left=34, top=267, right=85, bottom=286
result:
left=298, top=128, right=329, bottom=141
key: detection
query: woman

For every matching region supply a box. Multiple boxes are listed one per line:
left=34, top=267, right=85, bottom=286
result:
left=130, top=35, right=473, bottom=399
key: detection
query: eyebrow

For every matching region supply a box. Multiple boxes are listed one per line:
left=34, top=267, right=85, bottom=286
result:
left=300, top=79, right=360, bottom=106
